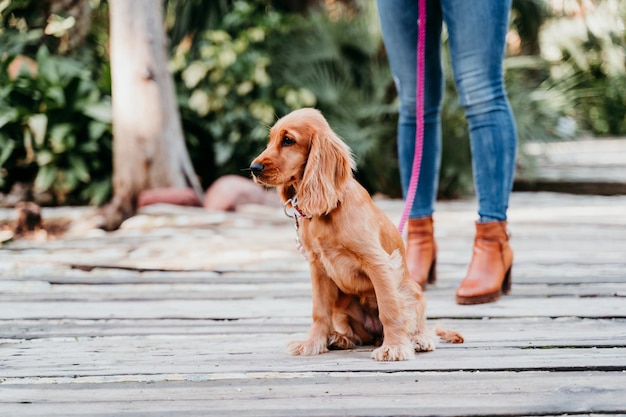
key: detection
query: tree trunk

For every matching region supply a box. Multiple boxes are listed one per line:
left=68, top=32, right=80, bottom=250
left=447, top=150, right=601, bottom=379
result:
left=102, top=0, right=202, bottom=230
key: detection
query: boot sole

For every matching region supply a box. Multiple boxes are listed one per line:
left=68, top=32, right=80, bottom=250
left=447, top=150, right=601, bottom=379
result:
left=456, top=267, right=512, bottom=305
left=456, top=290, right=502, bottom=305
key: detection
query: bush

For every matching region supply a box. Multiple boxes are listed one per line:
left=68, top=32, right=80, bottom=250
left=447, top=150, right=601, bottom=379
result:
left=172, top=0, right=400, bottom=195
left=170, top=1, right=302, bottom=187
left=172, top=1, right=400, bottom=195
left=538, top=0, right=626, bottom=136
left=0, top=47, right=112, bottom=204
left=0, top=0, right=112, bottom=205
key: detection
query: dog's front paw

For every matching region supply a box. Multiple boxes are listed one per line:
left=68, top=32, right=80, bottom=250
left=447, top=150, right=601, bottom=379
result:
left=329, top=332, right=360, bottom=350
left=412, top=333, right=436, bottom=352
left=285, top=339, right=329, bottom=356
left=371, top=342, right=415, bottom=361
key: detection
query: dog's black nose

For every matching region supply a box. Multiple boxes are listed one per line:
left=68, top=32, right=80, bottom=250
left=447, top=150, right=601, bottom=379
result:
left=249, top=162, right=264, bottom=176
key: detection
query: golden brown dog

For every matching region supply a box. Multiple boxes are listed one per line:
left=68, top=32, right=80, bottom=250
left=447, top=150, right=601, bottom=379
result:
left=250, top=108, right=462, bottom=361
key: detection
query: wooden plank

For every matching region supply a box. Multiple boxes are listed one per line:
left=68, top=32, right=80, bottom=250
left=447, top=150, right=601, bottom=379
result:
left=518, top=138, right=626, bottom=183
left=0, top=271, right=307, bottom=285
left=1, top=333, right=625, bottom=378
left=0, top=267, right=624, bottom=288
left=2, top=265, right=625, bottom=286
left=0, top=281, right=314, bottom=301
left=0, top=371, right=625, bottom=416
left=3, top=317, right=624, bottom=348
left=0, top=280, right=624, bottom=301
left=0, top=193, right=625, bottom=416
left=0, top=297, right=624, bottom=320
left=5, top=237, right=626, bottom=271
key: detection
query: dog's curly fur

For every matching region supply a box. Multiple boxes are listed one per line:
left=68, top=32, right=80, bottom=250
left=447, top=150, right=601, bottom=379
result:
left=251, top=108, right=463, bottom=361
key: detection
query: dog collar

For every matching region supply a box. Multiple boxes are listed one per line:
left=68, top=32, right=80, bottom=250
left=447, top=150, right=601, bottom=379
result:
left=284, top=196, right=311, bottom=220
left=284, top=196, right=310, bottom=258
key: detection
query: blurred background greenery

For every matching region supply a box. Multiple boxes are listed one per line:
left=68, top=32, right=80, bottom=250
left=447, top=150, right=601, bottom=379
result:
left=0, top=0, right=624, bottom=205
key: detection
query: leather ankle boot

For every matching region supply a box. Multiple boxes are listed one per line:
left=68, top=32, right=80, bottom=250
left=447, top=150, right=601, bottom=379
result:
left=406, top=217, right=437, bottom=289
left=456, top=221, right=513, bottom=305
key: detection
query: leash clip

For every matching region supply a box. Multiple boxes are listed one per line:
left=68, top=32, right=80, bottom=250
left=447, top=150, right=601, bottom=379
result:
left=283, top=197, right=308, bottom=258
left=283, top=196, right=310, bottom=220
left=283, top=198, right=296, bottom=219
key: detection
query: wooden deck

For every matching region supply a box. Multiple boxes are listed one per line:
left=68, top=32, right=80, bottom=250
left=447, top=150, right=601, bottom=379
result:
left=1, top=191, right=625, bottom=416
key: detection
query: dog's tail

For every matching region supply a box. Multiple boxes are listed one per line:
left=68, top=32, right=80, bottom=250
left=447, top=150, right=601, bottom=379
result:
left=434, top=325, right=464, bottom=344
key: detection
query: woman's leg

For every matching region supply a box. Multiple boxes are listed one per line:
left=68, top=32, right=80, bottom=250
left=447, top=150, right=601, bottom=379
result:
left=441, top=0, right=518, bottom=222
left=376, top=0, right=444, bottom=219
left=441, top=0, right=517, bottom=304
left=377, top=0, right=444, bottom=288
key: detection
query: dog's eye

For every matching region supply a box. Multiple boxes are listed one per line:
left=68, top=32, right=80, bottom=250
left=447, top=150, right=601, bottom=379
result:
left=281, top=136, right=296, bottom=146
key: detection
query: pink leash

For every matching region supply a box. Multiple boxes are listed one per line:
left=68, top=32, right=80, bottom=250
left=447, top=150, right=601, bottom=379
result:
left=397, top=0, right=426, bottom=234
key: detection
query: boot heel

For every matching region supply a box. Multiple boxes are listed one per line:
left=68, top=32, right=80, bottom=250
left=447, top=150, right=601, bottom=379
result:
left=502, top=266, right=512, bottom=295
left=427, top=258, right=437, bottom=284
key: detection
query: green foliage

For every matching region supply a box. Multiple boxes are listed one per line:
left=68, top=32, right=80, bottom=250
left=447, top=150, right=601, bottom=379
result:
left=538, top=0, right=626, bottom=136
left=0, top=0, right=46, bottom=56
left=1, top=0, right=624, bottom=206
left=0, top=46, right=112, bottom=204
left=174, top=0, right=624, bottom=198
left=170, top=1, right=300, bottom=185
left=595, top=74, right=626, bottom=134
left=172, top=0, right=401, bottom=194
left=267, top=4, right=400, bottom=194
left=164, top=0, right=231, bottom=46
left=510, top=0, right=549, bottom=55
left=0, top=0, right=112, bottom=205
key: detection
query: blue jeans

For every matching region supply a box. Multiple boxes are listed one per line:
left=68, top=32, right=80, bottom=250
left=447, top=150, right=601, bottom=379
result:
left=377, top=0, right=518, bottom=222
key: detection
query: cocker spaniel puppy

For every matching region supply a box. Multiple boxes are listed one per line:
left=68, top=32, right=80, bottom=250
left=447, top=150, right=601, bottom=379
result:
left=250, top=108, right=462, bottom=361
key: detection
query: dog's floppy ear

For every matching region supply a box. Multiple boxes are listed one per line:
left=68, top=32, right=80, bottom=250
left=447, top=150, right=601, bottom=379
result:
left=298, top=126, right=355, bottom=216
